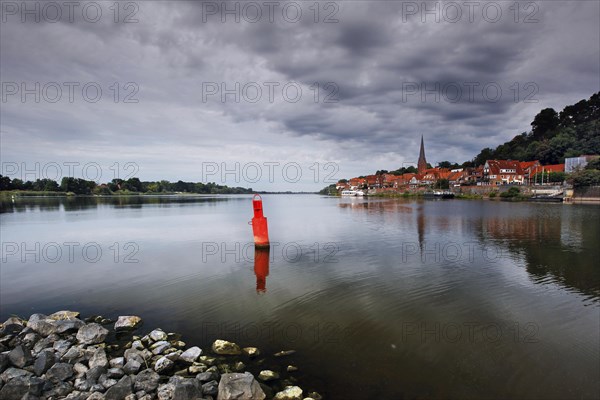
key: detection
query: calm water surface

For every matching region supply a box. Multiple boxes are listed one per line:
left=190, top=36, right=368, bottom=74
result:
left=1, top=195, right=599, bottom=399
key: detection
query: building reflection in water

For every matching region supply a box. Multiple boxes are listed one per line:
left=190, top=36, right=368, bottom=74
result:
left=254, top=247, right=270, bottom=293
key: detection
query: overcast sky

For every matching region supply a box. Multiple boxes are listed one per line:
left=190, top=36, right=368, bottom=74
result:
left=1, top=0, right=599, bottom=190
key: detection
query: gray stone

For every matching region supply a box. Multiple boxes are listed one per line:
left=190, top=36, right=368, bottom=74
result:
left=150, top=341, right=170, bottom=355
left=22, top=333, right=40, bottom=347
left=217, top=372, right=265, bottom=400
left=87, top=391, right=105, bottom=399
left=202, top=380, right=219, bottom=396
left=100, top=374, right=118, bottom=389
left=86, top=366, right=106, bottom=383
left=33, top=349, right=55, bottom=376
left=172, top=379, right=202, bottom=400
left=242, top=347, right=260, bottom=357
left=53, top=339, right=73, bottom=356
left=107, top=368, right=124, bottom=379
left=76, top=324, right=109, bottom=345
left=27, top=314, right=48, bottom=324
left=0, top=353, right=8, bottom=373
left=32, top=337, right=53, bottom=356
left=73, top=362, right=88, bottom=377
left=1, top=317, right=24, bottom=335
left=109, top=357, right=125, bottom=369
left=62, top=346, right=84, bottom=363
left=8, top=345, right=32, bottom=368
left=28, top=376, right=46, bottom=397
left=114, top=316, right=142, bottom=331
left=74, top=377, right=92, bottom=391
left=89, top=348, right=109, bottom=369
left=45, top=381, right=74, bottom=397
left=131, top=340, right=145, bottom=350
left=46, top=362, right=74, bottom=382
left=0, top=376, right=30, bottom=399
left=212, top=340, right=241, bottom=355
left=154, top=356, right=173, bottom=374
left=196, top=370, right=219, bottom=383
left=274, top=350, right=296, bottom=357
left=28, top=319, right=58, bottom=337
left=157, top=382, right=174, bottom=400
left=104, top=376, right=133, bottom=400
left=123, top=359, right=142, bottom=375
left=0, top=367, right=32, bottom=383
left=258, top=370, right=279, bottom=381
left=179, top=346, right=202, bottom=364
left=55, top=319, right=85, bottom=334
left=273, top=386, right=303, bottom=400
left=134, top=369, right=160, bottom=393
left=149, top=329, right=168, bottom=342
left=124, top=349, right=147, bottom=364
left=49, top=311, right=80, bottom=321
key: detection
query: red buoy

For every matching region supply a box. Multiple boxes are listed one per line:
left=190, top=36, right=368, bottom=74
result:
left=254, top=248, right=270, bottom=293
left=250, top=194, right=270, bottom=248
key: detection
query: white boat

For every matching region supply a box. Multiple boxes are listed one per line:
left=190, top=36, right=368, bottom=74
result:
left=341, top=190, right=365, bottom=197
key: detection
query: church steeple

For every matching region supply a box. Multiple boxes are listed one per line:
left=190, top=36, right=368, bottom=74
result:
left=417, top=135, right=428, bottom=174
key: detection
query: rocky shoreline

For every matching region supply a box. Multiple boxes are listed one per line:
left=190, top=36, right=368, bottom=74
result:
left=0, top=312, right=322, bottom=400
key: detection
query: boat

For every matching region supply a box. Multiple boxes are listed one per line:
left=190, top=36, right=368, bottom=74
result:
left=341, top=190, right=365, bottom=197
left=424, top=190, right=455, bottom=199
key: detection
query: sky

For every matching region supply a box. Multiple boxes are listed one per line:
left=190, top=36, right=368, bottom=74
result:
left=1, top=0, right=599, bottom=191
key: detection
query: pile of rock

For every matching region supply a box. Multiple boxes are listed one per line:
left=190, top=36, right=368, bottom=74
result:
left=0, top=311, right=321, bottom=400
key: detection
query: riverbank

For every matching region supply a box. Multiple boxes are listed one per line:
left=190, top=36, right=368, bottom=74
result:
left=0, top=311, right=320, bottom=400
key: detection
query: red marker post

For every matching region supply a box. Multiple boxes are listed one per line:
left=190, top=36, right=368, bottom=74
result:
left=250, top=194, right=270, bottom=248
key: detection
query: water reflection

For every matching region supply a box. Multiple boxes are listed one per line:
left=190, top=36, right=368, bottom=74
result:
left=254, top=248, right=270, bottom=293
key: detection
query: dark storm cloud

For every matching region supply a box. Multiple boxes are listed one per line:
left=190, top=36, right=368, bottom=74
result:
left=1, top=0, right=599, bottom=187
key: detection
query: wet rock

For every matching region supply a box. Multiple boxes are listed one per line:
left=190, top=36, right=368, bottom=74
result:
left=28, top=319, right=58, bottom=337
left=77, top=324, right=109, bottom=345
left=287, top=365, right=298, bottom=372
left=46, top=362, right=74, bottom=382
left=242, top=347, right=260, bottom=357
left=89, top=348, right=109, bottom=369
left=149, top=329, right=168, bottom=342
left=150, top=341, right=170, bottom=355
left=131, top=340, right=145, bottom=350
left=307, top=391, right=322, bottom=400
left=258, top=370, right=279, bottom=381
left=134, top=369, right=160, bottom=393
left=123, top=359, right=142, bottom=375
left=202, top=379, right=219, bottom=396
left=212, top=340, right=241, bottom=355
left=218, top=372, right=265, bottom=400
left=104, top=376, right=133, bottom=400
left=172, top=378, right=202, bottom=400
left=154, top=356, right=174, bottom=374
left=49, top=311, right=80, bottom=321
left=179, top=346, right=202, bottom=364
left=114, top=316, right=142, bottom=331
left=1, top=317, right=24, bottom=335
left=274, top=386, right=303, bottom=400
left=55, top=319, right=85, bottom=334
left=234, top=361, right=245, bottom=372
left=87, top=391, right=105, bottom=399
left=188, top=364, right=207, bottom=374
left=34, top=349, right=56, bottom=376
left=274, top=350, right=296, bottom=357
left=9, top=345, right=33, bottom=368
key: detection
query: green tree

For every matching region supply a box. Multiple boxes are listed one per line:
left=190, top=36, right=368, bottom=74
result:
left=531, top=108, right=559, bottom=139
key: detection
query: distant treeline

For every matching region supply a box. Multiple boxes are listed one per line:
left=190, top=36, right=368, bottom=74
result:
left=0, top=176, right=253, bottom=195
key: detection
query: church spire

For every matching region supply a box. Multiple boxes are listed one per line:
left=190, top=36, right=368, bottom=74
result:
left=417, top=135, right=428, bottom=174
